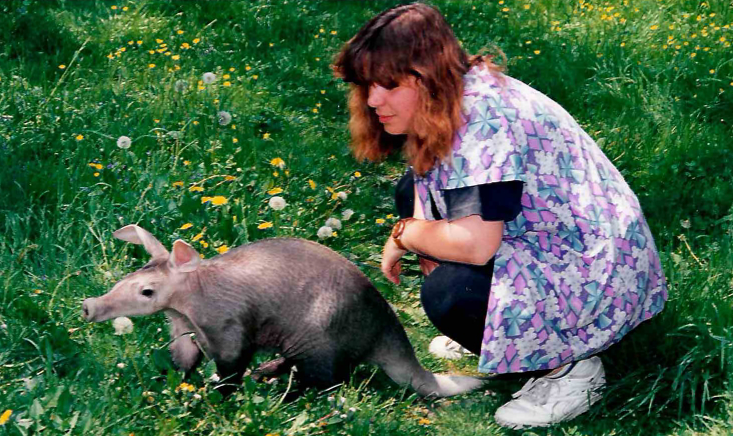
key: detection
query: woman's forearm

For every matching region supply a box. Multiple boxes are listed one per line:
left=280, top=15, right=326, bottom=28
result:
left=398, top=216, right=504, bottom=265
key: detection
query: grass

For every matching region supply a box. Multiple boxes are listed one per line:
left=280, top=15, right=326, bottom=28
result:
left=0, top=0, right=732, bottom=434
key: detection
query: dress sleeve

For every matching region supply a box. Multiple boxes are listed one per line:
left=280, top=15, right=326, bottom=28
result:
left=442, top=181, right=523, bottom=222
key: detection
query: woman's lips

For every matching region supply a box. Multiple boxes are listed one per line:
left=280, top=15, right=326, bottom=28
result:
left=378, top=115, right=394, bottom=123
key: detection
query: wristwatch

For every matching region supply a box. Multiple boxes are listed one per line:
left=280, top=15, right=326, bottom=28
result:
left=391, top=218, right=414, bottom=250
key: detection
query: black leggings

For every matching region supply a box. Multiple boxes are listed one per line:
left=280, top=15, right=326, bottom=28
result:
left=395, top=172, right=492, bottom=355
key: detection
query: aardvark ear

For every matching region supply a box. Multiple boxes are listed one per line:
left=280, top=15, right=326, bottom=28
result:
left=113, top=225, right=170, bottom=260
left=169, top=239, right=201, bottom=273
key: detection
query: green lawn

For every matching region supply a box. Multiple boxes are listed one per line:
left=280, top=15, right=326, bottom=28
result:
left=1, top=0, right=732, bottom=434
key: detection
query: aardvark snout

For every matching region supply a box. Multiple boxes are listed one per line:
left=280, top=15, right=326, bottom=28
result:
left=82, top=299, right=95, bottom=321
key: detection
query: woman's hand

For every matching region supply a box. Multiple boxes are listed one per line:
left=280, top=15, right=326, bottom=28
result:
left=419, top=256, right=440, bottom=276
left=381, top=237, right=408, bottom=284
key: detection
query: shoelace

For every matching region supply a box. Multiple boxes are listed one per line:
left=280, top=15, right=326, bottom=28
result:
left=513, top=377, right=556, bottom=405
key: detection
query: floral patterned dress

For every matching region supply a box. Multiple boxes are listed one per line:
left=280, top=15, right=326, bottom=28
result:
left=414, top=66, right=668, bottom=374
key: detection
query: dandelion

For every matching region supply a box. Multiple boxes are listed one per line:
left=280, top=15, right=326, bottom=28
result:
left=93, top=172, right=100, bottom=177
left=117, top=362, right=126, bottom=369
left=180, top=223, right=193, bottom=230
left=308, top=180, right=317, bottom=189
left=270, top=157, right=286, bottom=168
left=245, top=65, right=252, bottom=71
left=224, top=175, right=235, bottom=181
left=117, top=135, right=131, bottom=149
left=533, top=50, right=541, bottom=55
left=176, top=382, right=195, bottom=393
left=122, top=6, right=128, bottom=11
left=325, top=217, right=342, bottom=230
left=217, top=111, right=232, bottom=126
left=174, top=80, right=187, bottom=92
left=59, top=64, right=66, bottom=69
left=189, top=186, right=204, bottom=192
left=88, top=162, right=103, bottom=170
left=232, top=138, right=238, bottom=143
left=263, top=132, right=271, bottom=139
left=252, top=75, right=259, bottom=80
left=0, top=410, right=12, bottom=426
left=337, top=192, right=347, bottom=201
left=216, top=245, right=229, bottom=254
left=148, top=63, right=156, bottom=69
left=258, top=222, right=273, bottom=230
left=342, top=209, right=354, bottom=221
left=354, top=171, right=361, bottom=178
left=312, top=108, right=319, bottom=113
left=268, top=196, right=287, bottom=211
left=203, top=72, right=216, bottom=84
left=267, top=187, right=283, bottom=195
left=317, top=226, right=333, bottom=239
left=192, top=232, right=204, bottom=242
left=76, top=134, right=84, bottom=141
left=210, top=196, right=227, bottom=205
left=321, top=89, right=326, bottom=94
left=710, top=69, right=715, bottom=74
left=376, top=218, right=386, bottom=225
left=111, top=5, right=117, bottom=9
left=223, top=81, right=231, bottom=87
left=113, top=317, right=134, bottom=335
left=181, top=42, right=191, bottom=49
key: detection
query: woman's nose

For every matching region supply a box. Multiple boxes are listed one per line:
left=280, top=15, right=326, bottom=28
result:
left=367, top=84, right=386, bottom=108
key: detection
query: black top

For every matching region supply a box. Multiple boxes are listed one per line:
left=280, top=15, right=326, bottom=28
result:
left=429, top=181, right=524, bottom=222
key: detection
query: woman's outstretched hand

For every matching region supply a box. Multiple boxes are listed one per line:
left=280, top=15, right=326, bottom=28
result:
left=381, top=237, right=408, bottom=284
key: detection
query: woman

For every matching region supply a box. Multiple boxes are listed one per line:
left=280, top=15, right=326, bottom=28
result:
left=333, top=3, right=667, bottom=429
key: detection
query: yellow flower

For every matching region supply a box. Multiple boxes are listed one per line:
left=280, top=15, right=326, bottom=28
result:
left=710, top=69, right=715, bottom=74
left=267, top=187, right=283, bottom=195
left=192, top=232, right=204, bottom=242
left=223, top=74, right=231, bottom=79
left=376, top=218, right=386, bottom=224
left=386, top=214, right=394, bottom=219
left=181, top=42, right=190, bottom=49
left=650, top=25, right=658, bottom=30
left=224, top=175, right=235, bottom=181
left=245, top=65, right=252, bottom=71
left=183, top=160, right=191, bottom=165
left=270, top=157, right=286, bottom=168
left=330, top=30, right=337, bottom=35
left=122, top=6, right=128, bottom=11
left=148, top=63, right=156, bottom=69
left=229, top=67, right=235, bottom=72
left=354, top=171, right=362, bottom=178
left=76, top=134, right=84, bottom=141
left=148, top=49, right=155, bottom=54
left=252, top=75, right=259, bottom=80
left=88, top=162, right=103, bottom=170
left=210, top=196, right=228, bottom=205
left=193, top=38, right=200, bottom=44
left=534, top=50, right=541, bottom=55
left=176, top=382, right=195, bottom=392
left=417, top=418, right=431, bottom=425
left=156, top=39, right=164, bottom=44
left=1, top=410, right=12, bottom=425
left=263, top=132, right=271, bottom=139
left=189, top=186, right=204, bottom=192
left=690, top=52, right=697, bottom=57
left=171, top=55, right=180, bottom=60
left=94, top=172, right=100, bottom=177
left=137, top=40, right=142, bottom=45
left=312, top=108, right=318, bottom=113
left=172, top=181, right=184, bottom=188
left=111, top=5, right=117, bottom=9
left=523, top=4, right=530, bottom=9
left=199, top=240, right=209, bottom=248
left=177, top=29, right=184, bottom=35
left=216, top=245, right=229, bottom=254
left=201, top=196, right=213, bottom=203
left=232, top=138, right=238, bottom=143
left=258, top=222, right=273, bottom=229
left=308, top=180, right=316, bottom=189
left=223, top=81, right=231, bottom=87
left=180, top=223, right=193, bottom=230
left=320, top=90, right=326, bottom=94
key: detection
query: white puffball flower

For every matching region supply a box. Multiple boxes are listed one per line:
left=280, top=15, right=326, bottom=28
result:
left=113, top=317, right=134, bottom=335
left=337, top=192, right=348, bottom=201
left=116, top=362, right=126, bottom=369
left=268, top=196, right=287, bottom=211
left=117, top=136, right=131, bottom=149
left=317, top=226, right=333, bottom=239
left=203, top=72, right=217, bottom=84
left=325, top=217, right=342, bottom=230
left=342, top=209, right=354, bottom=221
left=217, top=110, right=232, bottom=126
left=174, top=79, right=187, bottom=92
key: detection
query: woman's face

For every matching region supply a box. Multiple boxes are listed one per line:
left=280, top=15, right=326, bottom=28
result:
left=366, top=76, right=419, bottom=135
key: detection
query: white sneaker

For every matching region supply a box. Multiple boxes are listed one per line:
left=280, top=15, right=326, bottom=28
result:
left=494, top=356, right=605, bottom=429
left=428, top=335, right=472, bottom=360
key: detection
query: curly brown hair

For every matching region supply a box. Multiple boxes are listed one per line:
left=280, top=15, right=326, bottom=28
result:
left=333, top=3, right=504, bottom=175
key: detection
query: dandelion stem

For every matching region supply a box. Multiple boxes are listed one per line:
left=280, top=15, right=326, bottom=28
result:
left=50, top=37, right=90, bottom=97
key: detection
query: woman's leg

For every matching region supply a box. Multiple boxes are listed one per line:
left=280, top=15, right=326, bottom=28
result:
left=420, top=261, right=493, bottom=355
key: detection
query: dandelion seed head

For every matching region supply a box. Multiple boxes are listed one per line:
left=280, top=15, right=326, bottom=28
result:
left=174, top=79, right=187, bottom=92
left=337, top=192, right=347, bottom=201
left=317, top=226, right=333, bottom=239
left=112, top=317, right=134, bottom=335
left=217, top=111, right=232, bottom=126
left=116, top=136, right=131, bottom=149
left=202, top=72, right=217, bottom=84
left=325, top=217, right=342, bottom=230
left=342, top=209, right=354, bottom=221
left=268, top=196, right=287, bottom=211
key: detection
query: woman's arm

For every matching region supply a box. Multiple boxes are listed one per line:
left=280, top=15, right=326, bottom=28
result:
left=381, top=186, right=504, bottom=284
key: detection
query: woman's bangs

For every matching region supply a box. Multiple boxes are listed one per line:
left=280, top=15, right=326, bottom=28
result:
left=348, top=44, right=408, bottom=89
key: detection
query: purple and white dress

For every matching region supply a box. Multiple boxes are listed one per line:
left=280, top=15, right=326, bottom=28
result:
left=414, top=66, right=668, bottom=374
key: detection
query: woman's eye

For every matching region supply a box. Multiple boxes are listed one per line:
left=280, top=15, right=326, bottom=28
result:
left=141, top=289, right=154, bottom=298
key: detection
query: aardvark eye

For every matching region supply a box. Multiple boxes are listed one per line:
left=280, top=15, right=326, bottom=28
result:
left=141, top=289, right=154, bottom=298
